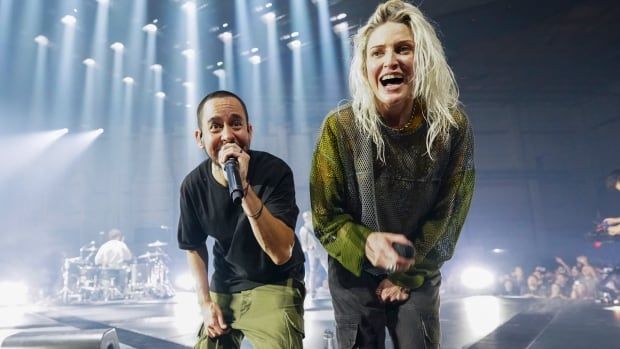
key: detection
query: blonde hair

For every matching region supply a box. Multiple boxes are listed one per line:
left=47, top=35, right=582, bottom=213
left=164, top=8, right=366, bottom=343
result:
left=349, top=0, right=460, bottom=161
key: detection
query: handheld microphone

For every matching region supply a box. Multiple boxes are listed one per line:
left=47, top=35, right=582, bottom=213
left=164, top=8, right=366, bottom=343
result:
left=224, top=157, right=244, bottom=205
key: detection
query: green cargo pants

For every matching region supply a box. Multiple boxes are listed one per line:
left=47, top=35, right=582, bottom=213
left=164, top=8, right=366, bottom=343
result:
left=195, top=280, right=305, bottom=349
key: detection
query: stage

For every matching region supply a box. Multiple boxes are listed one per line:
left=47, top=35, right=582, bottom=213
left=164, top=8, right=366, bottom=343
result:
left=2, top=293, right=619, bottom=348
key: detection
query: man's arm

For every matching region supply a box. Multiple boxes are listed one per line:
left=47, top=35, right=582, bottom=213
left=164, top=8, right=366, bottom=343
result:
left=242, top=183, right=295, bottom=265
left=186, top=246, right=228, bottom=338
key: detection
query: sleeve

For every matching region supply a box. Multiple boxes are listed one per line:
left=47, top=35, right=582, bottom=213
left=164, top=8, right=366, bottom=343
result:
left=309, top=115, right=372, bottom=277
left=411, top=111, right=475, bottom=265
left=177, top=180, right=208, bottom=250
left=261, top=160, right=299, bottom=230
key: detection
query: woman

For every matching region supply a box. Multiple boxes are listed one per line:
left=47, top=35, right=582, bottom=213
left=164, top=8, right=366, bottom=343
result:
left=310, top=1, right=475, bottom=348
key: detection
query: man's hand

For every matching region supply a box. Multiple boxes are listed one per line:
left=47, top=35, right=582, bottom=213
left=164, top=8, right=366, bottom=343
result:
left=218, top=143, right=251, bottom=188
left=376, top=279, right=410, bottom=303
left=365, top=232, right=415, bottom=273
left=201, top=301, right=229, bottom=338
left=603, top=217, right=620, bottom=236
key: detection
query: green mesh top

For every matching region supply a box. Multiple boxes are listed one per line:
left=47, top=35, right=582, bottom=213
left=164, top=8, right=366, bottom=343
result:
left=309, top=102, right=475, bottom=289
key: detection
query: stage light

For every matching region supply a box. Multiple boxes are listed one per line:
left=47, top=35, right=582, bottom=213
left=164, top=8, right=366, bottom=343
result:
left=82, top=58, right=96, bottom=67
left=287, top=40, right=301, bottom=50
left=248, top=55, right=261, bottom=65
left=61, top=15, right=76, bottom=26
left=122, top=77, right=134, bottom=85
left=150, top=64, right=162, bottom=72
left=34, top=35, right=48, bottom=46
left=461, top=266, right=495, bottom=290
left=266, top=3, right=272, bottom=8
left=110, top=42, right=124, bottom=52
left=213, top=69, right=225, bottom=78
left=291, top=32, right=299, bottom=38
left=155, top=91, right=166, bottom=99
left=250, top=47, right=259, bottom=53
left=491, top=248, right=505, bottom=254
left=95, top=128, right=104, bottom=135
left=97, top=0, right=109, bottom=4
left=222, top=23, right=229, bottom=28
left=261, top=12, right=275, bottom=23
left=216, top=61, right=223, bottom=66
left=60, top=128, right=69, bottom=135
left=142, top=23, right=157, bottom=33
left=333, top=22, right=348, bottom=34
left=181, top=48, right=195, bottom=59
left=218, top=31, right=232, bottom=43
left=175, top=273, right=194, bottom=291
left=0, top=281, right=29, bottom=306
left=181, top=1, right=196, bottom=12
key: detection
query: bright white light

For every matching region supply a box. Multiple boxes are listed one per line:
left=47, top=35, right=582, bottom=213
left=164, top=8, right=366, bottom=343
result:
left=142, top=24, right=158, bottom=33
left=175, top=273, right=195, bottom=291
left=95, top=128, right=104, bottom=135
left=250, top=47, right=259, bottom=53
left=218, top=31, right=232, bottom=43
left=291, top=32, right=299, bottom=38
left=216, top=61, right=223, bottom=66
left=155, top=91, right=166, bottom=99
left=181, top=49, right=195, bottom=59
left=333, top=22, right=349, bottom=34
left=266, top=3, right=272, bottom=8
left=261, top=12, right=276, bottom=23
left=222, top=23, right=228, bottom=28
left=150, top=64, right=162, bottom=72
left=34, top=35, right=48, bottom=46
left=337, top=13, right=347, bottom=20
left=110, top=42, right=124, bottom=52
left=61, top=15, right=76, bottom=26
left=492, top=248, right=505, bottom=254
left=97, top=0, right=109, bottom=5
left=82, top=58, right=96, bottom=67
left=122, top=77, right=134, bottom=85
left=463, top=296, right=502, bottom=337
left=59, top=128, right=69, bottom=135
left=287, top=40, right=301, bottom=50
left=181, top=1, right=196, bottom=12
left=213, top=69, right=225, bottom=78
left=248, top=55, right=261, bottom=65
left=0, top=281, right=29, bottom=306
left=182, top=81, right=194, bottom=88
left=461, top=267, right=495, bottom=290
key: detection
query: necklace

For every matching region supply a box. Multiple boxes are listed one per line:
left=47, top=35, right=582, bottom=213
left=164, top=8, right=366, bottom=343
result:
left=391, top=104, right=419, bottom=132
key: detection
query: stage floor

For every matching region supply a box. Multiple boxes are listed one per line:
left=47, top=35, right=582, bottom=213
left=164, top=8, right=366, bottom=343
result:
left=1, top=293, right=620, bottom=348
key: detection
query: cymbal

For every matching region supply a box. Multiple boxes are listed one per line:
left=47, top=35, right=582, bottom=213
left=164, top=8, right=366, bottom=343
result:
left=147, top=240, right=168, bottom=248
left=138, top=251, right=165, bottom=259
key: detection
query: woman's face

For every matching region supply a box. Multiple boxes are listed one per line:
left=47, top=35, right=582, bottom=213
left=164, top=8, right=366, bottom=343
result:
left=365, top=22, right=415, bottom=111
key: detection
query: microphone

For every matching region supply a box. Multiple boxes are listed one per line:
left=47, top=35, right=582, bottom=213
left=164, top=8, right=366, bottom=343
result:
left=224, top=157, right=244, bottom=205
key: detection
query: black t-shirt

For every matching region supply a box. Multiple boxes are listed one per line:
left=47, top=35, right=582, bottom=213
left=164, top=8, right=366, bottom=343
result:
left=177, top=150, right=304, bottom=293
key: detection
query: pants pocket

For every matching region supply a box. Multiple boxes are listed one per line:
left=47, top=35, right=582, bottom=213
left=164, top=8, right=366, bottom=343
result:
left=421, top=315, right=440, bottom=348
left=335, top=321, right=359, bottom=349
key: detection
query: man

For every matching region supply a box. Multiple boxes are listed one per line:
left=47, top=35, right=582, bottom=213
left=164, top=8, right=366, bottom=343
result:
left=94, top=228, right=132, bottom=268
left=178, top=90, right=305, bottom=349
left=603, top=169, right=620, bottom=236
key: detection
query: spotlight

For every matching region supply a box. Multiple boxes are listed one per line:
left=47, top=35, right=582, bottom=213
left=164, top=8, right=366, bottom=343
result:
left=248, top=55, right=261, bottom=65
left=0, top=281, right=29, bottom=306
left=218, top=31, right=232, bottom=43
left=60, top=128, right=69, bottom=134
left=122, top=77, right=134, bottom=85
left=82, top=58, right=96, bottom=67
left=95, top=128, right=104, bottom=135
left=222, top=23, right=229, bottom=28
left=213, top=69, right=225, bottom=78
left=261, top=12, right=276, bottom=23
left=333, top=22, right=349, bottom=34
left=250, top=47, right=259, bottom=53
left=182, top=81, right=194, bottom=88
left=150, top=64, right=162, bottom=72
left=290, top=32, right=299, bottom=38
left=97, top=0, right=109, bottom=4
left=265, top=3, right=272, bottom=8
left=461, top=266, right=495, bottom=290
left=110, top=42, right=124, bottom=52
left=216, top=61, right=223, bottom=66
left=181, top=1, right=196, bottom=12
left=181, top=49, right=195, bottom=59
left=491, top=248, right=505, bottom=254
left=61, top=15, right=77, bottom=26
left=155, top=91, right=166, bottom=99
left=34, top=35, right=49, bottom=46
left=287, top=40, right=301, bottom=50
left=142, top=24, right=158, bottom=33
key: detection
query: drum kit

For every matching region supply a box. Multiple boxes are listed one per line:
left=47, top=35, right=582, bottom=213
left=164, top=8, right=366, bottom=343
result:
left=59, top=240, right=175, bottom=304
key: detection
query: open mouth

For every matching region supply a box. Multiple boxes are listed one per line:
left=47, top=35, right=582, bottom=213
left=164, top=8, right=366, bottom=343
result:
left=380, top=74, right=404, bottom=87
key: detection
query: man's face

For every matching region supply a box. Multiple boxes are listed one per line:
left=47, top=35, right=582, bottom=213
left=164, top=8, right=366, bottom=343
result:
left=615, top=180, right=620, bottom=192
left=195, top=96, right=252, bottom=163
left=365, top=21, right=415, bottom=113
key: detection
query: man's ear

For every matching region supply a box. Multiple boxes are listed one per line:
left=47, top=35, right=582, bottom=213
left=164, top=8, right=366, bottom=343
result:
left=194, top=129, right=204, bottom=148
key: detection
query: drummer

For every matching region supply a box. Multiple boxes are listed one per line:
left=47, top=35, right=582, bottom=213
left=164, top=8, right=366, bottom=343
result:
left=94, top=229, right=133, bottom=268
